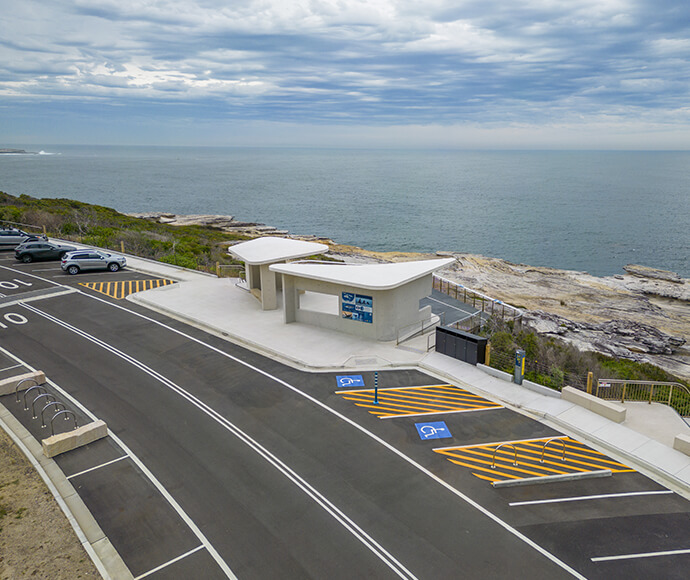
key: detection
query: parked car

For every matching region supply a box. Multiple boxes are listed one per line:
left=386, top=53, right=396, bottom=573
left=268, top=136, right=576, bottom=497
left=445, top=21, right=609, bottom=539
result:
left=0, top=228, right=47, bottom=248
left=15, top=241, right=77, bottom=263
left=61, top=250, right=127, bottom=275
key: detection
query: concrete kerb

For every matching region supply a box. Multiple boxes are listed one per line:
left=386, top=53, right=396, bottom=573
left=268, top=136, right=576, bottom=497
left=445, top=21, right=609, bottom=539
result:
left=0, top=402, right=133, bottom=580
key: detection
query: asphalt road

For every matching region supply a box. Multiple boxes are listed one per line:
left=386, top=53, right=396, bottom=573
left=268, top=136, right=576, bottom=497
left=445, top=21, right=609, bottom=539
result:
left=1, top=252, right=689, bottom=579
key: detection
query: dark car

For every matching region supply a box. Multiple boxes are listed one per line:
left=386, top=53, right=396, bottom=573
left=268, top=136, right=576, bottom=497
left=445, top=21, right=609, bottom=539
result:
left=15, top=241, right=77, bottom=263
left=0, top=228, right=47, bottom=248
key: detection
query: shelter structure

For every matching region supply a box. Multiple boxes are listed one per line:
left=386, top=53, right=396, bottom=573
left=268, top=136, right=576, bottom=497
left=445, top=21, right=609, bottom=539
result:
left=228, top=237, right=329, bottom=310
left=270, top=258, right=454, bottom=341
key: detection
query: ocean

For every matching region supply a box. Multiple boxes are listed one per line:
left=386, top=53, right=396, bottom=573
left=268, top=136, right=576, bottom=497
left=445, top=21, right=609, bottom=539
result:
left=1, top=145, right=688, bottom=277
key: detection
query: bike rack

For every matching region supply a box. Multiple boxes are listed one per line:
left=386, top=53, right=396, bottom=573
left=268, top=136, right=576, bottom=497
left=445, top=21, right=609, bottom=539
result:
left=40, top=401, right=66, bottom=428
left=22, top=385, right=47, bottom=410
left=31, top=393, right=56, bottom=419
left=491, top=443, right=519, bottom=469
left=540, top=438, right=567, bottom=463
left=50, top=410, right=79, bottom=436
left=14, top=377, right=40, bottom=403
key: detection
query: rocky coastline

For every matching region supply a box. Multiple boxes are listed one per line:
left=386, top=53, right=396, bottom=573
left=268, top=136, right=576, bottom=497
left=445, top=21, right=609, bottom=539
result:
left=130, top=212, right=689, bottom=381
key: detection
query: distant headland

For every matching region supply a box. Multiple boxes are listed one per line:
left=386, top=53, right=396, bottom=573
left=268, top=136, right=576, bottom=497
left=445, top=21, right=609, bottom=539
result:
left=0, top=148, right=36, bottom=155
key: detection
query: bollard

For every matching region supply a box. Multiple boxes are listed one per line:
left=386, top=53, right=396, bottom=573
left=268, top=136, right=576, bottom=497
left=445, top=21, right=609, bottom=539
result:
left=485, top=342, right=491, bottom=367
left=120, top=240, right=125, bottom=254
left=586, top=371, right=593, bottom=394
left=374, top=372, right=379, bottom=404
left=514, top=349, right=525, bottom=385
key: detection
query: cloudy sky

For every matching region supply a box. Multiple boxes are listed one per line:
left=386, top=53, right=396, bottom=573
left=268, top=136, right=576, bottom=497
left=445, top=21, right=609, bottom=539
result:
left=2, top=0, right=690, bottom=148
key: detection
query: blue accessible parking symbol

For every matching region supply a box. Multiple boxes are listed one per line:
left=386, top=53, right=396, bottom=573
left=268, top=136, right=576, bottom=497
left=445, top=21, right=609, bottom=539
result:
left=415, top=421, right=451, bottom=441
left=336, top=375, right=365, bottom=388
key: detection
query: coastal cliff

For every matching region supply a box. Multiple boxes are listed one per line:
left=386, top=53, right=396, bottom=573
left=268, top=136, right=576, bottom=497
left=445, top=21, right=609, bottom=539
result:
left=129, top=211, right=689, bottom=381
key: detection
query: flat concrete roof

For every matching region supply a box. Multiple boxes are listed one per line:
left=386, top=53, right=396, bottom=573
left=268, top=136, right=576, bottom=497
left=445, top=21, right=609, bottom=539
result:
left=229, top=237, right=329, bottom=265
left=270, top=258, right=454, bottom=290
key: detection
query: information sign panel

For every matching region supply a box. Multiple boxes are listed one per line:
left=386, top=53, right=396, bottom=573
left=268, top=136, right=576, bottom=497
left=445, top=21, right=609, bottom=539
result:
left=342, top=292, right=373, bottom=323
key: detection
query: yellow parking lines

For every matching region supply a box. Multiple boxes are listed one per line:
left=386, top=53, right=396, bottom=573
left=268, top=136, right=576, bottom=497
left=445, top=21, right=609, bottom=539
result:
left=80, top=278, right=176, bottom=299
left=336, top=384, right=502, bottom=418
left=434, top=436, right=634, bottom=483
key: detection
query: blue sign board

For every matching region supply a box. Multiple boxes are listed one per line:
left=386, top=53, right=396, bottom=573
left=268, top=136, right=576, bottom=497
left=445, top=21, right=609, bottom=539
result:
left=336, top=375, right=365, bottom=388
left=342, top=292, right=373, bottom=323
left=415, top=421, right=452, bottom=441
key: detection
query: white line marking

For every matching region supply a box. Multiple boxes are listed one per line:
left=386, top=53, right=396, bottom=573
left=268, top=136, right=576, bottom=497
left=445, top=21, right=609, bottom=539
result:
left=379, top=406, right=501, bottom=419
left=134, top=545, right=205, bottom=579
left=335, top=384, right=452, bottom=394
left=433, top=435, right=569, bottom=452
left=509, top=490, right=674, bottom=507
left=592, top=548, right=690, bottom=562
left=4, top=265, right=587, bottom=579
left=0, top=264, right=64, bottom=286
left=0, top=344, right=237, bottom=580
left=0, top=363, right=23, bottom=373
left=19, top=303, right=418, bottom=580
left=71, top=292, right=586, bottom=579
left=67, top=455, right=129, bottom=480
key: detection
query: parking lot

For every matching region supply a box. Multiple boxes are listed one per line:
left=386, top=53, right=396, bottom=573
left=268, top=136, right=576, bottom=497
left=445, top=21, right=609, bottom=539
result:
left=1, top=248, right=689, bottom=579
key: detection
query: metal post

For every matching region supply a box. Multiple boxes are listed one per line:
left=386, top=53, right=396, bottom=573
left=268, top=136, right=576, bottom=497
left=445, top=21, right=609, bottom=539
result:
left=485, top=343, right=491, bottom=367
left=216, top=261, right=221, bottom=277
left=374, top=372, right=379, bottom=404
left=120, top=240, right=125, bottom=254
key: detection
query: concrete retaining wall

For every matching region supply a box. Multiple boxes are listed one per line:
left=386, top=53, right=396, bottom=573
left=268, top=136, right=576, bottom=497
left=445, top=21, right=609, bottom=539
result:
left=42, top=420, right=108, bottom=458
left=476, top=364, right=560, bottom=398
left=562, top=386, right=626, bottom=423
left=674, top=434, right=690, bottom=456
left=0, top=370, right=46, bottom=396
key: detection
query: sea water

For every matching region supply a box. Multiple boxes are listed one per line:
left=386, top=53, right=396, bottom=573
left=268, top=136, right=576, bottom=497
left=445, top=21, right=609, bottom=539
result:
left=1, top=146, right=688, bottom=277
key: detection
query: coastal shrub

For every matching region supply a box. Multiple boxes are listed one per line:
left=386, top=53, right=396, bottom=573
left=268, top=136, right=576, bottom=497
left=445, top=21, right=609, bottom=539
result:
left=483, top=315, right=687, bottom=391
left=160, top=253, right=198, bottom=270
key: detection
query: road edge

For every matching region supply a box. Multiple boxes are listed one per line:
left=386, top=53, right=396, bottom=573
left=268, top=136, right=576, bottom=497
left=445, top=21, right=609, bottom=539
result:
left=0, top=401, right=133, bottom=580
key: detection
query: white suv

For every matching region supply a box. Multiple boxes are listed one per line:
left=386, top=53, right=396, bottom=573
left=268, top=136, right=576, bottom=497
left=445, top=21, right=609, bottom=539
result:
left=61, top=250, right=127, bottom=275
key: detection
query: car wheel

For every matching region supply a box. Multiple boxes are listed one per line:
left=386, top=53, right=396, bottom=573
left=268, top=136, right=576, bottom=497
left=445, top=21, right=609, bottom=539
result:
left=67, top=265, right=80, bottom=275
left=21, top=254, right=33, bottom=263
left=108, top=262, right=120, bottom=272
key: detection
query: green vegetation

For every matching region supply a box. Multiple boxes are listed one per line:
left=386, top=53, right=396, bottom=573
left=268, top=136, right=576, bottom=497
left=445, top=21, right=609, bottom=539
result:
left=0, top=191, right=254, bottom=271
left=481, top=317, right=687, bottom=391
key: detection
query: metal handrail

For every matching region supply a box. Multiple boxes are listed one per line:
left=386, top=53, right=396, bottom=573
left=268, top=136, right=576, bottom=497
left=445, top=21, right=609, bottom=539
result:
left=50, top=410, right=79, bottom=436
left=596, top=379, right=690, bottom=417
left=15, top=377, right=40, bottom=403
left=22, top=385, right=47, bottom=410
left=491, top=443, right=519, bottom=469
left=31, top=393, right=55, bottom=419
left=433, top=275, right=523, bottom=321
left=41, top=401, right=66, bottom=428
left=396, top=315, right=441, bottom=346
left=540, top=438, right=567, bottom=463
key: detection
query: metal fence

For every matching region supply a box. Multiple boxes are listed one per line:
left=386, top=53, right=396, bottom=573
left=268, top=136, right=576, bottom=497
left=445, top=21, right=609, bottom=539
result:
left=486, top=349, right=589, bottom=391
left=432, top=275, right=523, bottom=323
left=596, top=379, right=690, bottom=418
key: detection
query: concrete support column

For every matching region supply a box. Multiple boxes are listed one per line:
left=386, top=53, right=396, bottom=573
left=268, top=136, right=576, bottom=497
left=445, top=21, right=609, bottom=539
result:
left=283, top=275, right=297, bottom=323
left=259, top=264, right=277, bottom=310
left=247, top=264, right=261, bottom=290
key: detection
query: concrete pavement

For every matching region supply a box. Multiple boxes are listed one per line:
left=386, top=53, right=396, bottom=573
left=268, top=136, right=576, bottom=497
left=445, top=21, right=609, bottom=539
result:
left=126, top=256, right=690, bottom=499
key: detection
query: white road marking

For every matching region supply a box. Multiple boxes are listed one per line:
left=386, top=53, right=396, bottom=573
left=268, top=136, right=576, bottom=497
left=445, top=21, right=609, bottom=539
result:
left=134, top=545, right=205, bottom=579
left=509, top=490, right=674, bottom=507
left=0, top=345, right=237, bottom=580
left=0, top=261, right=587, bottom=579
left=592, top=548, right=690, bottom=562
left=433, top=435, right=569, bottom=452
left=66, top=455, right=129, bottom=480
left=0, top=363, right=23, bottom=373
left=20, top=302, right=419, bottom=580
left=68, top=291, right=584, bottom=579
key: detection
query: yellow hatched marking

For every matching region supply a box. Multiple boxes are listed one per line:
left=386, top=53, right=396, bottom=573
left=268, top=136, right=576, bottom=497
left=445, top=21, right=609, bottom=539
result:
left=339, top=385, right=501, bottom=418
left=80, top=279, right=176, bottom=299
left=435, top=437, right=633, bottom=483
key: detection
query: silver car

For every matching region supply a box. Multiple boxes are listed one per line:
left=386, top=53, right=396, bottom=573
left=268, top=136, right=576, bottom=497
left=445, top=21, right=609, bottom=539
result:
left=0, top=228, right=47, bottom=248
left=61, top=250, right=127, bottom=275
